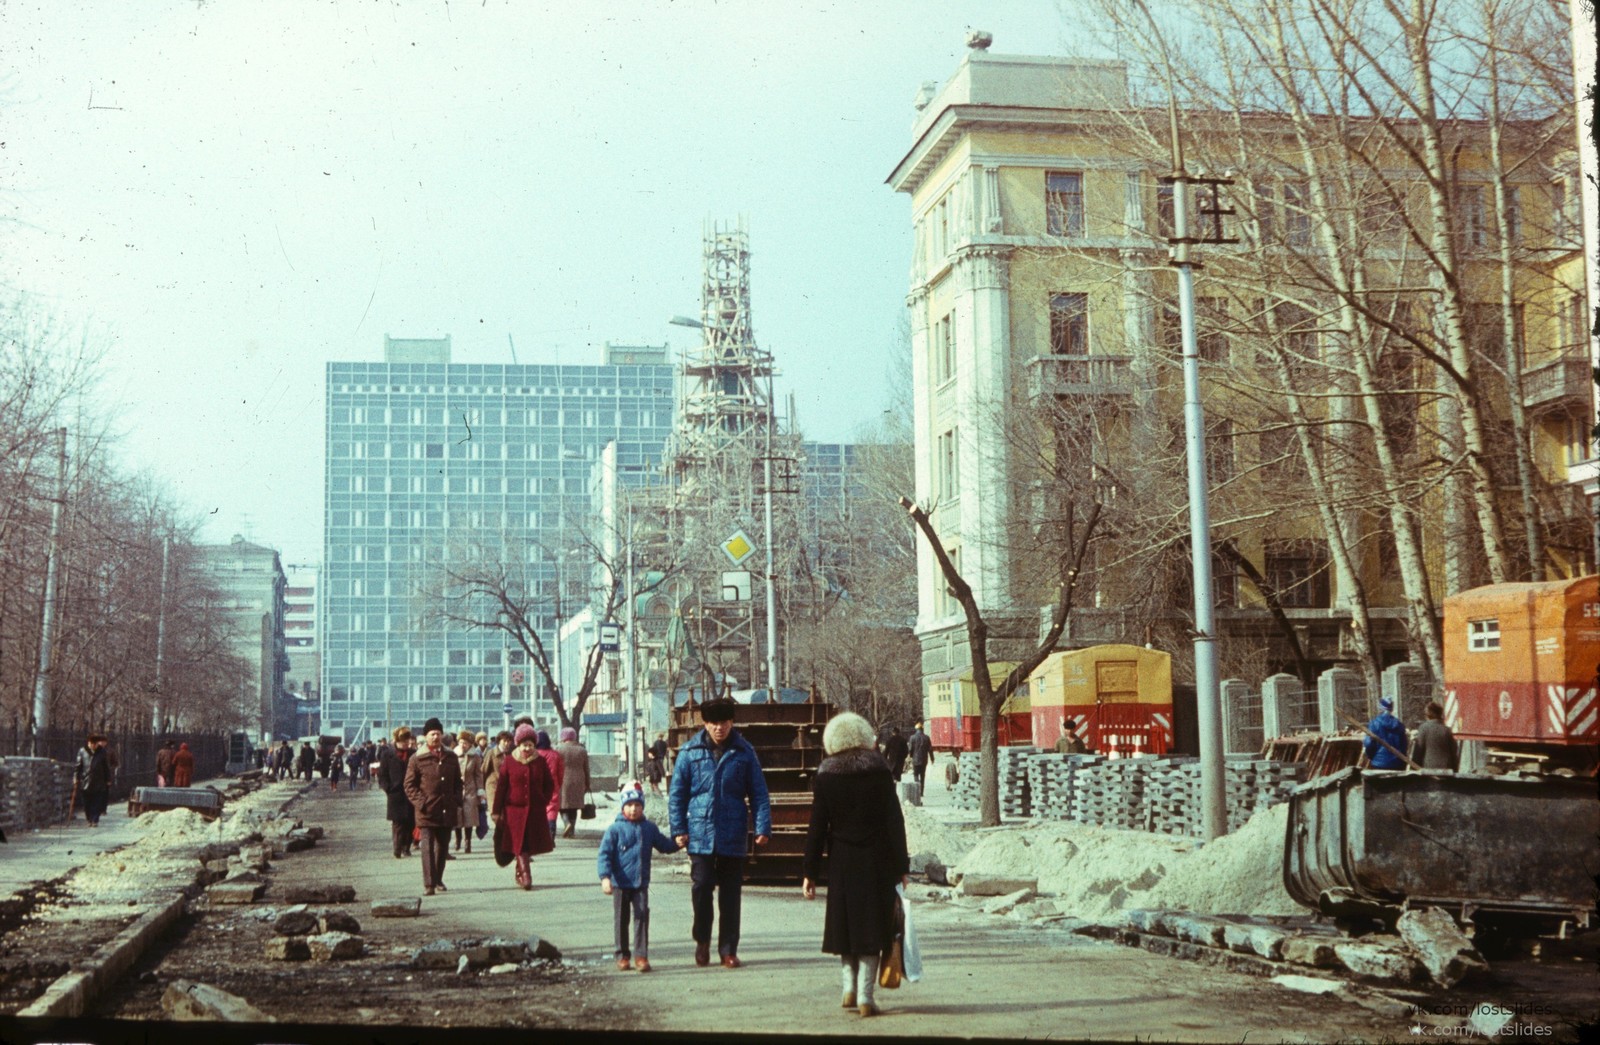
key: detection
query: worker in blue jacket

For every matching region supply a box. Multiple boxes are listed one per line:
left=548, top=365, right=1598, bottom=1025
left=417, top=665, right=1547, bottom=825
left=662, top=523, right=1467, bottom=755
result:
left=1360, top=696, right=1410, bottom=770
left=669, top=696, right=772, bottom=969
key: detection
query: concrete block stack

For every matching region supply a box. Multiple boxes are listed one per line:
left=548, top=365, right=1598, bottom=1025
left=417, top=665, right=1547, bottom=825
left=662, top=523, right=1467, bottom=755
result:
left=1143, top=757, right=1201, bottom=835
left=951, top=751, right=983, bottom=811
left=1025, top=752, right=1098, bottom=820
left=999, top=746, right=1035, bottom=819
left=0, top=756, right=74, bottom=833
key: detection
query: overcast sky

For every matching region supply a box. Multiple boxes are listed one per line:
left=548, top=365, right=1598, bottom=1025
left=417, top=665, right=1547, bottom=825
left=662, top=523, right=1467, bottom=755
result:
left=4, top=0, right=1077, bottom=564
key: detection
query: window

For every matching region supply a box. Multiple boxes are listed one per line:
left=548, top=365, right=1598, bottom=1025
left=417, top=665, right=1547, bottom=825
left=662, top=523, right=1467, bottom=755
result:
left=935, top=546, right=962, bottom=617
left=1458, top=184, right=1486, bottom=249
left=1260, top=425, right=1304, bottom=478
left=1552, top=179, right=1572, bottom=241
left=1046, top=171, right=1085, bottom=237
left=1198, top=297, right=1230, bottom=363
left=1505, top=186, right=1521, bottom=245
left=1049, top=293, right=1089, bottom=355
left=1273, top=301, right=1319, bottom=368
left=1252, top=180, right=1275, bottom=244
left=1468, top=618, right=1501, bottom=651
left=1156, top=177, right=1175, bottom=238
left=1283, top=180, right=1312, bottom=248
left=936, top=428, right=959, bottom=498
left=932, top=311, right=955, bottom=385
left=1264, top=539, right=1331, bottom=608
left=1206, top=418, right=1234, bottom=483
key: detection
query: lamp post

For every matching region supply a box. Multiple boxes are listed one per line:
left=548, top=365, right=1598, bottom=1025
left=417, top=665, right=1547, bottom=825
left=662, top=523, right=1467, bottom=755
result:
left=1132, top=0, right=1226, bottom=841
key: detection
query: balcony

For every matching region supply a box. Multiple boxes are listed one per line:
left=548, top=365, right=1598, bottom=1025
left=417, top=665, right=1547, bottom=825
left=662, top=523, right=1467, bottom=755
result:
left=1522, top=353, right=1590, bottom=413
left=1025, top=354, right=1136, bottom=399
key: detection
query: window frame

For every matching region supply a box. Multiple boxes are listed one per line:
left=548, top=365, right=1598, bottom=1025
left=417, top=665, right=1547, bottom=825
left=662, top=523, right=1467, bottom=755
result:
left=1046, top=170, right=1086, bottom=238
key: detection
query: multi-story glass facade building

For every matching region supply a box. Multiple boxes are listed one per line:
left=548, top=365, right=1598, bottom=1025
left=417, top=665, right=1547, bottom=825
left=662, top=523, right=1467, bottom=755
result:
left=322, top=337, right=675, bottom=742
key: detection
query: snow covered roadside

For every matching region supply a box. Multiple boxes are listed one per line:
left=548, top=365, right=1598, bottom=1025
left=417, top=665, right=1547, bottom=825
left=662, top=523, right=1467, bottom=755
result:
left=909, top=797, right=1303, bottom=920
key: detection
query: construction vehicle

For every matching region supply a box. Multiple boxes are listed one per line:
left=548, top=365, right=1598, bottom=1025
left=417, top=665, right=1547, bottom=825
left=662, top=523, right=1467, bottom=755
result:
left=923, top=663, right=1030, bottom=752
left=1283, top=577, right=1600, bottom=936
left=1027, top=644, right=1174, bottom=756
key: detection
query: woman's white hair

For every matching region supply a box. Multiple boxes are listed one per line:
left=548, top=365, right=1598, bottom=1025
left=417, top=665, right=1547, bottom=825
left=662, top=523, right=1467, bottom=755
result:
left=822, top=712, right=876, bottom=756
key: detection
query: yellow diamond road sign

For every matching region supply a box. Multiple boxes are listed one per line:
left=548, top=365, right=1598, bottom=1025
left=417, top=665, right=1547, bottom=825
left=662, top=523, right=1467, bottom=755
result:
left=722, top=529, right=756, bottom=566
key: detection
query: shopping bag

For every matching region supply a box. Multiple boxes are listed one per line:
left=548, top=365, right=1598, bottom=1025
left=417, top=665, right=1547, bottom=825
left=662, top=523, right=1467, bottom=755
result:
left=580, top=793, right=596, bottom=820
left=476, top=805, right=489, bottom=840
left=897, top=883, right=922, bottom=982
left=877, top=937, right=904, bottom=989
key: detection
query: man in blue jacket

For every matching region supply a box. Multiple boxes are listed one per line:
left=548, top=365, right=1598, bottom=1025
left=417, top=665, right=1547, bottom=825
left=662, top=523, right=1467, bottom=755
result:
left=1360, top=696, right=1409, bottom=770
left=669, top=696, right=771, bottom=969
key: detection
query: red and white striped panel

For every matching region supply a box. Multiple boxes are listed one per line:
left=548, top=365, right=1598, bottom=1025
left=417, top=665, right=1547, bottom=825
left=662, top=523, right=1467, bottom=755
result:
left=1546, top=684, right=1598, bottom=739
left=1443, top=689, right=1462, bottom=731
left=1150, top=712, right=1172, bottom=744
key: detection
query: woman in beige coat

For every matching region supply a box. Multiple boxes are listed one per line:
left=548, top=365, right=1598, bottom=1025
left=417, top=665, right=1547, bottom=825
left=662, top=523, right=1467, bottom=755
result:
left=555, top=726, right=592, bottom=838
left=456, top=730, right=485, bottom=854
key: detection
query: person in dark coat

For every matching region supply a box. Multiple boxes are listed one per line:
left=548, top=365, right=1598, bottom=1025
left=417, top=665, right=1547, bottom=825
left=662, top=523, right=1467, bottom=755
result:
left=404, top=717, right=462, bottom=896
left=877, top=725, right=908, bottom=782
left=378, top=727, right=416, bottom=858
left=802, top=711, right=909, bottom=1018
left=171, top=742, right=195, bottom=787
left=555, top=726, right=591, bottom=838
left=75, top=734, right=112, bottom=827
left=492, top=723, right=555, bottom=889
left=668, top=696, right=772, bottom=969
left=296, top=742, right=316, bottom=781
left=155, top=740, right=177, bottom=788
left=906, top=722, right=934, bottom=792
left=1410, top=701, right=1458, bottom=770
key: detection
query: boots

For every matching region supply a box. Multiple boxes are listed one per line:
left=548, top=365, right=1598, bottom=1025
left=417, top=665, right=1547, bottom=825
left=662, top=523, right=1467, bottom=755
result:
left=855, top=954, right=880, bottom=1017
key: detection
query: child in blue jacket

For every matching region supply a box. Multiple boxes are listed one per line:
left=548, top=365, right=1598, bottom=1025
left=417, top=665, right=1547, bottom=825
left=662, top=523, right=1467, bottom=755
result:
left=598, top=787, right=679, bottom=972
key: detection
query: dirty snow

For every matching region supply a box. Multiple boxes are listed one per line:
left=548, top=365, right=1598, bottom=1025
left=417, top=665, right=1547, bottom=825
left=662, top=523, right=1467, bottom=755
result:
left=928, top=799, right=1302, bottom=920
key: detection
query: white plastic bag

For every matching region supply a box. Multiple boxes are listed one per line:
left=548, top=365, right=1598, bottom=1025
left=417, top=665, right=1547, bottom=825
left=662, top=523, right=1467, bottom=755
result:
left=897, top=883, right=922, bottom=983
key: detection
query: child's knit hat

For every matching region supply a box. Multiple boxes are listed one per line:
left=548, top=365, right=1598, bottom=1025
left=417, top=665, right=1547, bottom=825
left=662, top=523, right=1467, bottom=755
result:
left=620, top=787, right=645, bottom=807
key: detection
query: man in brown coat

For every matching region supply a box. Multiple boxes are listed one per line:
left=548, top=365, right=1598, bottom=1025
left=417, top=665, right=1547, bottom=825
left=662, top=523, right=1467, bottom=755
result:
left=555, top=726, right=592, bottom=838
left=404, top=717, right=462, bottom=896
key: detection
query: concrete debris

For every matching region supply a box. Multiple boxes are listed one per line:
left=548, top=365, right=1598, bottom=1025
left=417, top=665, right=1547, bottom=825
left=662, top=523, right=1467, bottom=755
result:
left=980, top=888, right=1036, bottom=915
left=1168, top=915, right=1227, bottom=948
left=371, top=897, right=421, bottom=918
left=1221, top=921, right=1286, bottom=960
left=272, top=909, right=320, bottom=936
left=319, top=910, right=362, bottom=935
left=207, top=880, right=265, bottom=905
left=956, top=874, right=1037, bottom=898
left=263, top=936, right=310, bottom=961
left=486, top=963, right=520, bottom=975
left=908, top=851, right=938, bottom=874
left=1397, top=908, right=1487, bottom=988
left=411, top=936, right=560, bottom=970
left=923, top=858, right=951, bottom=886
left=276, top=884, right=356, bottom=904
left=1332, top=939, right=1422, bottom=985
left=307, top=931, right=365, bottom=961
left=1280, top=935, right=1340, bottom=968
left=1269, top=973, right=1342, bottom=995
left=162, top=979, right=275, bottom=1022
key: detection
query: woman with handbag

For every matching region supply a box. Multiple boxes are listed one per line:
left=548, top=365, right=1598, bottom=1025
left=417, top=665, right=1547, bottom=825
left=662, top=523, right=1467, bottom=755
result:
left=492, top=724, right=555, bottom=890
left=554, top=727, right=591, bottom=838
left=801, top=712, right=909, bottom=1018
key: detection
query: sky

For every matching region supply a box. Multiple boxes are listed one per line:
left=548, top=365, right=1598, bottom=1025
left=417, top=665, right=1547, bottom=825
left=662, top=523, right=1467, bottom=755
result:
left=3, top=0, right=1077, bottom=565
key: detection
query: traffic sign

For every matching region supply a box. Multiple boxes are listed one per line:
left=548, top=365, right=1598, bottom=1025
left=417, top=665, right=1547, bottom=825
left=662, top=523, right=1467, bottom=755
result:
left=489, top=684, right=503, bottom=698
left=502, top=702, right=514, bottom=715
left=600, top=623, right=620, bottom=653
left=511, top=669, right=525, bottom=685
left=721, top=529, right=756, bottom=566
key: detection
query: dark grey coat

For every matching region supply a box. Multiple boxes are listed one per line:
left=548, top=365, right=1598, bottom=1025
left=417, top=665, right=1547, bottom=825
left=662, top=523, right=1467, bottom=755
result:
left=803, top=748, right=908, bottom=956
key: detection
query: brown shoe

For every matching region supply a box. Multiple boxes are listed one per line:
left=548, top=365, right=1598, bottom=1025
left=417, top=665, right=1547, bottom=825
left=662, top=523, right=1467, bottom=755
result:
left=720, top=954, right=742, bottom=969
left=434, top=882, right=447, bottom=892
left=635, top=958, right=652, bottom=973
left=617, top=957, right=632, bottom=971
left=562, top=824, right=575, bottom=838
left=858, top=1003, right=878, bottom=1017
left=841, top=992, right=856, bottom=1009
left=694, top=942, right=710, bottom=967
left=423, top=887, right=435, bottom=896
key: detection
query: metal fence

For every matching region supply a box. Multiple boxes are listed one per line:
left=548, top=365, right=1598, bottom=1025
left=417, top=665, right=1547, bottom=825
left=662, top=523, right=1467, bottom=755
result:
left=0, top=727, right=228, bottom=802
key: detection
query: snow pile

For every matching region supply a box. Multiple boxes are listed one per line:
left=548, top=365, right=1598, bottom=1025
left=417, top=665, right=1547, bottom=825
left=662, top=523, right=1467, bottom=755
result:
left=902, top=802, right=975, bottom=867
left=1141, top=802, right=1300, bottom=916
left=945, top=803, right=1304, bottom=919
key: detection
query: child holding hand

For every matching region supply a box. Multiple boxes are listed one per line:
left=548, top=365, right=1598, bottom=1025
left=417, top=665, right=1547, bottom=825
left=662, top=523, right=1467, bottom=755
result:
left=598, top=787, right=679, bottom=972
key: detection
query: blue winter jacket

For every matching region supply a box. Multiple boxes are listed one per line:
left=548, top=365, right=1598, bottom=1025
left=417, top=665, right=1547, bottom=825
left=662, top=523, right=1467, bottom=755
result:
left=668, top=728, right=772, bottom=857
left=597, top=813, right=678, bottom=890
left=1363, top=711, right=1409, bottom=769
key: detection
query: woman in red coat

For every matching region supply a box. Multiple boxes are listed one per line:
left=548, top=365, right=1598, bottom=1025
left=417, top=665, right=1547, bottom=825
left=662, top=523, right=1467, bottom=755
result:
left=172, top=742, right=196, bottom=787
left=535, top=729, right=565, bottom=844
left=492, top=724, right=555, bottom=889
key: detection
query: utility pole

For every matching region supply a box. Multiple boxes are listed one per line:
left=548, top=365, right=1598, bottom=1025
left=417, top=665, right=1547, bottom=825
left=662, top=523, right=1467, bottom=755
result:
left=762, top=372, right=779, bottom=698
left=1134, top=0, right=1231, bottom=841
left=624, top=497, right=638, bottom=766
left=30, top=427, right=67, bottom=755
left=151, top=534, right=170, bottom=732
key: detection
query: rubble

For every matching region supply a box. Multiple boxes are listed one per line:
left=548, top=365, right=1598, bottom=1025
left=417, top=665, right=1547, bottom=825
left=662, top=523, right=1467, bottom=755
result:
left=1396, top=907, right=1487, bottom=988
left=263, top=937, right=310, bottom=961
left=306, top=931, right=364, bottom=961
left=271, top=907, right=319, bottom=936
left=275, top=884, right=356, bottom=904
left=409, top=936, right=560, bottom=971
left=319, top=910, right=362, bottom=935
left=161, top=980, right=275, bottom=1022
left=371, top=898, right=422, bottom=918
left=956, top=874, right=1037, bottom=898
